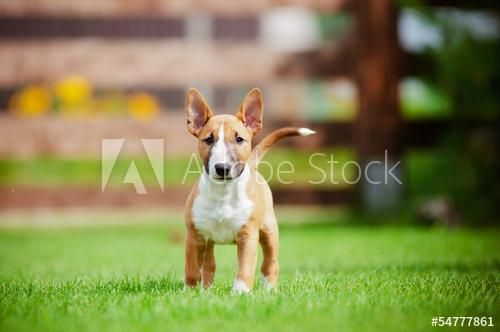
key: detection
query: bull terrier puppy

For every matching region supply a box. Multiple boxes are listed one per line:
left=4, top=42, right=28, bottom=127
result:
left=184, top=88, right=315, bottom=293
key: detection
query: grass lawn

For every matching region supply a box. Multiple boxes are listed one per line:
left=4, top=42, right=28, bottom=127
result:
left=0, top=214, right=498, bottom=332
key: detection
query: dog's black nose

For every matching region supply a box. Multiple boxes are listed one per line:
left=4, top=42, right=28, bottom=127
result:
left=214, top=163, right=230, bottom=177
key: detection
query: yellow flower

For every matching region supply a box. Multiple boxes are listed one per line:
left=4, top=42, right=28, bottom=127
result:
left=9, top=85, right=51, bottom=117
left=54, top=76, right=92, bottom=109
left=127, top=93, right=160, bottom=121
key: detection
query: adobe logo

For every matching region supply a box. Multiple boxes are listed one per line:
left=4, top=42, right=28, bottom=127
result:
left=101, top=139, right=164, bottom=194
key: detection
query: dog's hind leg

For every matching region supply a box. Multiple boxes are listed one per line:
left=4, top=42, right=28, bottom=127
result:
left=202, top=240, right=216, bottom=288
left=259, top=214, right=279, bottom=289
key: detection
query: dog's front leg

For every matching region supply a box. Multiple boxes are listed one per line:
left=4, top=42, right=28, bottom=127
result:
left=184, top=228, right=206, bottom=288
left=233, top=225, right=259, bottom=293
left=202, top=240, right=216, bottom=288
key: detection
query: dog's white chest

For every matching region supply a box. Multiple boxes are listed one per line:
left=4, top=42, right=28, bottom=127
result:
left=192, top=169, right=253, bottom=244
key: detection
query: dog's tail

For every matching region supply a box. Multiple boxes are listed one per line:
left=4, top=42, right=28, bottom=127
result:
left=248, top=127, right=315, bottom=169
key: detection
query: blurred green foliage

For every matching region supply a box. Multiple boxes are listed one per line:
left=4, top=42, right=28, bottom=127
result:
left=402, top=3, right=500, bottom=223
left=400, top=78, right=450, bottom=119
left=317, top=12, right=352, bottom=41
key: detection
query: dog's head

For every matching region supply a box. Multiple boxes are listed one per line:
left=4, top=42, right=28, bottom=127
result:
left=186, top=88, right=263, bottom=181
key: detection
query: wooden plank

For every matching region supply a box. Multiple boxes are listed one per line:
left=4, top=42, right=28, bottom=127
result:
left=0, top=16, right=262, bottom=40
left=213, top=17, right=258, bottom=40
left=0, top=186, right=191, bottom=209
left=0, top=112, right=462, bottom=155
left=0, top=185, right=352, bottom=208
left=273, top=188, right=352, bottom=205
left=0, top=16, right=184, bottom=39
left=0, top=115, right=355, bottom=157
left=0, top=40, right=278, bottom=86
left=0, top=0, right=347, bottom=17
left=0, top=114, right=197, bottom=157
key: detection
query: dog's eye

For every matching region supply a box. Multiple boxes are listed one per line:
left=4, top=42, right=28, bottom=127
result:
left=203, top=136, right=214, bottom=145
left=236, top=136, right=244, bottom=144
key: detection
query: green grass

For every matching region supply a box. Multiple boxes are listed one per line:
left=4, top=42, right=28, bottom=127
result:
left=0, top=215, right=498, bottom=332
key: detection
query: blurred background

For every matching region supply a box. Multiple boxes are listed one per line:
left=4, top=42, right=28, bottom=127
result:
left=0, top=0, right=498, bottom=226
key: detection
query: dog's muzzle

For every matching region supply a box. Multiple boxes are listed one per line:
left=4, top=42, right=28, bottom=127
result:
left=214, top=163, right=231, bottom=178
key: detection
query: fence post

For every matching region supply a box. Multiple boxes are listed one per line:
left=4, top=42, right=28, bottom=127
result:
left=354, top=0, right=404, bottom=212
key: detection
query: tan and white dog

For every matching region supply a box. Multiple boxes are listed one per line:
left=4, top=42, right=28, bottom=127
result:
left=184, top=88, right=314, bottom=293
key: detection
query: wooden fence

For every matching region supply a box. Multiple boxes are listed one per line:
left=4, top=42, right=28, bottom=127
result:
left=0, top=0, right=496, bottom=208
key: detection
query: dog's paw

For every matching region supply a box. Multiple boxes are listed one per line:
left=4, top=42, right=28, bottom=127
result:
left=261, top=276, right=277, bottom=291
left=232, top=279, right=251, bottom=294
left=183, top=283, right=201, bottom=292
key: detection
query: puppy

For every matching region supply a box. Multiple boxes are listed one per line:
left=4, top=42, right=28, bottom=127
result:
left=184, top=88, right=314, bottom=293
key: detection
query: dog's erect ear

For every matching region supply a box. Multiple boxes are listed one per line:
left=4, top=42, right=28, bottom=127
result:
left=236, top=88, right=264, bottom=134
left=186, top=88, right=213, bottom=137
